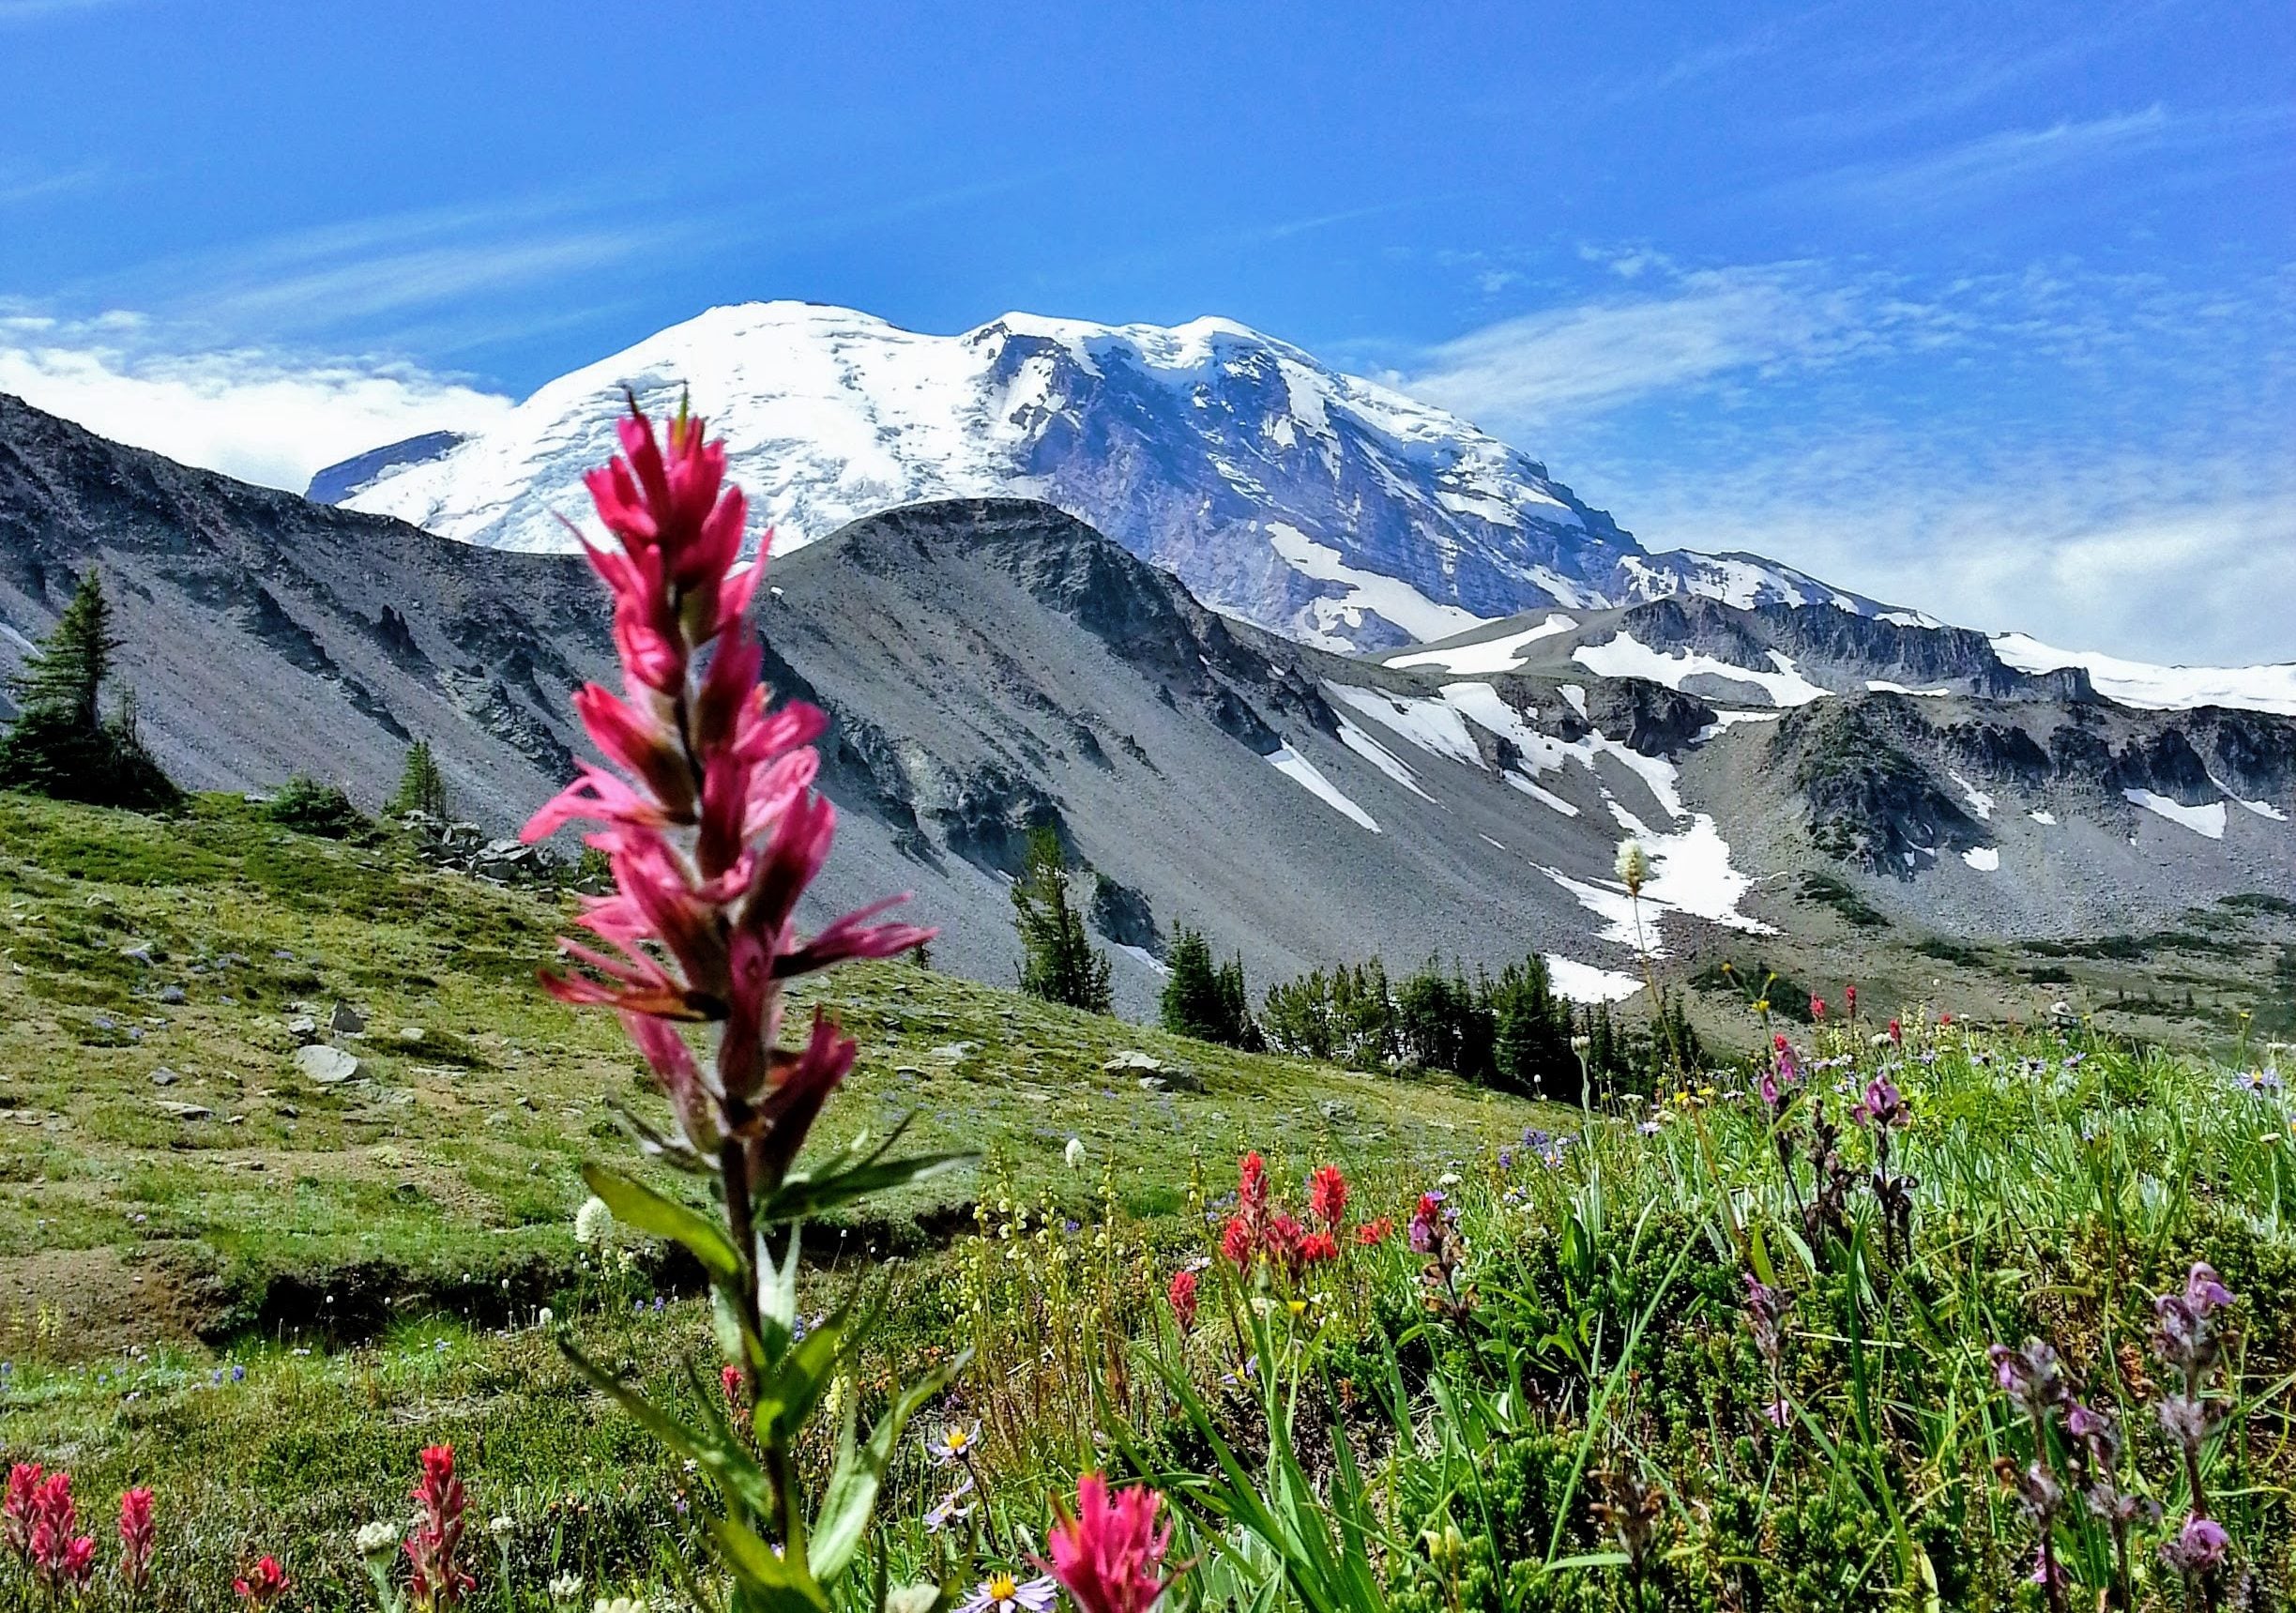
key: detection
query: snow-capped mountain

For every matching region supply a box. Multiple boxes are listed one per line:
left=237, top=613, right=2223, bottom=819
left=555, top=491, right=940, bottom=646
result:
left=330, top=301, right=1894, bottom=653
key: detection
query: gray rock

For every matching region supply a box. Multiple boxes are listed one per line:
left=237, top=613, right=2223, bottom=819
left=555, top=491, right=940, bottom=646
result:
left=294, top=1044, right=361, bottom=1085
left=149, top=1068, right=179, bottom=1087
left=929, top=1042, right=979, bottom=1061
left=155, top=1100, right=212, bottom=1120
left=285, top=1015, right=319, bottom=1041
left=329, top=1002, right=366, bottom=1035
left=397, top=1026, right=429, bottom=1044
left=1102, top=1050, right=1163, bottom=1073
left=155, top=984, right=187, bottom=1005
left=1318, top=1100, right=1355, bottom=1120
left=120, top=945, right=154, bottom=966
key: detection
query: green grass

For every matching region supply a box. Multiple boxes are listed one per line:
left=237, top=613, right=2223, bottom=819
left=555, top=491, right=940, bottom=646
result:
left=0, top=790, right=1539, bottom=1353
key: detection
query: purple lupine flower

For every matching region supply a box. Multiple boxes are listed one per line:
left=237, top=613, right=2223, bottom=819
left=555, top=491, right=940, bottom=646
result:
left=2160, top=1514, right=2229, bottom=1574
left=1852, top=1073, right=1909, bottom=1130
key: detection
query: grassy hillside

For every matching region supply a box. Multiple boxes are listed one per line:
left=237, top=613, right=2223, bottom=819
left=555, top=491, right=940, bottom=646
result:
left=0, top=791, right=1537, bottom=1356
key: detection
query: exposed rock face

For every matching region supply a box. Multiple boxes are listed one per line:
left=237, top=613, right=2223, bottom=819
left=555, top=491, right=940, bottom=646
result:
left=0, top=391, right=613, bottom=828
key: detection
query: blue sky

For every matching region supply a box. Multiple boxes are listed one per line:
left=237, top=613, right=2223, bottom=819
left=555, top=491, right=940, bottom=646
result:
left=2, top=0, right=2290, bottom=662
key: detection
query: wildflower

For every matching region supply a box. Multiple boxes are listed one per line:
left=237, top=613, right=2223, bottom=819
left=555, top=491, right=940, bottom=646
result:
left=595, top=1600, right=646, bottom=1613
left=1809, top=994, right=1826, bottom=1020
left=1298, top=1231, right=1340, bottom=1265
left=1589, top=1466, right=1663, bottom=1575
left=118, top=1486, right=155, bottom=1591
left=1219, top=1214, right=1255, bottom=1268
left=488, top=1515, right=515, bottom=1541
left=957, top=1570, right=1058, bottom=1613
left=1237, top=1151, right=1269, bottom=1217
left=1851, top=1073, right=1909, bottom=1130
left=1038, top=1473, right=1175, bottom=1613
left=1354, top=1216, right=1394, bottom=1246
left=24, top=1469, right=94, bottom=1594
left=526, top=395, right=931, bottom=1188
left=888, top=1586, right=942, bottom=1613
left=235, top=1556, right=290, bottom=1609
left=1166, top=1269, right=1197, bottom=1331
left=356, top=1519, right=402, bottom=1558
left=1065, top=1136, right=1086, bottom=1169
left=1613, top=839, right=1650, bottom=896
left=1407, top=1193, right=1446, bottom=1255
left=721, top=1362, right=744, bottom=1410
left=405, top=1443, right=474, bottom=1612
left=2160, top=1514, right=2229, bottom=1574
left=924, top=1476, right=976, bottom=1535
left=548, top=1572, right=583, bottom=1603
left=1307, top=1164, right=1348, bottom=1230
left=927, top=1423, right=982, bottom=1466
left=1988, top=1339, right=2068, bottom=1422
left=572, top=1195, right=615, bottom=1248
left=1843, top=983, right=1856, bottom=1014
left=1887, top=1017, right=1901, bottom=1044
left=4, top=1462, right=39, bottom=1563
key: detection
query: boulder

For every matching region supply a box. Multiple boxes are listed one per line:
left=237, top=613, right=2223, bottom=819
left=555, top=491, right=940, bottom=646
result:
left=329, top=1002, right=366, bottom=1035
left=294, top=1044, right=361, bottom=1085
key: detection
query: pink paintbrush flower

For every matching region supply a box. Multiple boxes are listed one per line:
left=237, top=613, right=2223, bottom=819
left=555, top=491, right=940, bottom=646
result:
left=1040, top=1473, right=1178, bottom=1613
left=405, top=1444, right=473, bottom=1612
left=118, top=1486, right=155, bottom=1591
left=523, top=398, right=931, bottom=1176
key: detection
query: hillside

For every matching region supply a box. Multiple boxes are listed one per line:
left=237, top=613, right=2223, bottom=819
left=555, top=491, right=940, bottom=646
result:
left=0, top=791, right=1537, bottom=1357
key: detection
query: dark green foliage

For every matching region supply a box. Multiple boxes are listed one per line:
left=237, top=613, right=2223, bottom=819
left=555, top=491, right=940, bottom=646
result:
left=0, top=570, right=180, bottom=812
left=262, top=776, right=372, bottom=841
left=1692, top=955, right=1819, bottom=1022
left=1262, top=956, right=1397, bottom=1066
left=1795, top=870, right=1890, bottom=929
left=386, top=738, right=450, bottom=818
left=1491, top=954, right=1575, bottom=1098
left=1162, top=926, right=1261, bottom=1048
left=1011, top=827, right=1112, bottom=1012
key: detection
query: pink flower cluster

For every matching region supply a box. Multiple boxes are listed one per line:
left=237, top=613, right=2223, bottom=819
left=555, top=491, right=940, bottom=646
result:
left=1042, top=1473, right=1176, bottom=1613
left=522, top=400, right=931, bottom=1172
left=406, top=1443, right=473, bottom=1612
left=5, top=1464, right=94, bottom=1592
left=1219, top=1153, right=1353, bottom=1273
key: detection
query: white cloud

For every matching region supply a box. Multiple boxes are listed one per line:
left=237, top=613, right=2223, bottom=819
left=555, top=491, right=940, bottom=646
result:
left=0, top=317, right=511, bottom=491
left=1614, top=441, right=2296, bottom=667
left=1408, top=263, right=1919, bottom=424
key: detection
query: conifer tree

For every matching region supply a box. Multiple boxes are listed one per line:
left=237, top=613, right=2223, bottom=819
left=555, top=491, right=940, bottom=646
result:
left=1215, top=952, right=1263, bottom=1051
left=0, top=569, right=178, bottom=811
left=1160, top=926, right=1224, bottom=1040
left=388, top=738, right=450, bottom=818
left=1011, top=828, right=1112, bottom=1013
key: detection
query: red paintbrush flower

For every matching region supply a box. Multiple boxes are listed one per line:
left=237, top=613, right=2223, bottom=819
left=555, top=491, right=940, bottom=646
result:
left=1307, top=1164, right=1348, bottom=1231
left=523, top=398, right=932, bottom=1183
left=1166, top=1269, right=1198, bottom=1331
left=1038, top=1473, right=1178, bottom=1613
left=118, top=1486, right=155, bottom=1591
left=405, top=1444, right=473, bottom=1612
left=235, top=1555, right=290, bottom=1609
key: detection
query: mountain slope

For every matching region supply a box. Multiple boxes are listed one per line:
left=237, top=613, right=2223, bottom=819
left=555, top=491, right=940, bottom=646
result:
left=330, top=301, right=1895, bottom=654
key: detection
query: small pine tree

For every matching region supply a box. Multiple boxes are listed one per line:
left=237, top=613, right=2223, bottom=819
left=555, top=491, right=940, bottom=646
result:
left=0, top=570, right=178, bottom=811
left=1215, top=953, right=1263, bottom=1052
left=1161, top=926, right=1224, bottom=1041
left=1011, top=829, right=1112, bottom=1013
left=388, top=738, right=450, bottom=818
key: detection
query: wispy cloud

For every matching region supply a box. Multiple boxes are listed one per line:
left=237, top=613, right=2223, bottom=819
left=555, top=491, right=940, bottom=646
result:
left=1406, top=262, right=1927, bottom=424
left=0, top=162, right=103, bottom=205
left=1783, top=103, right=2291, bottom=212
left=0, top=312, right=512, bottom=491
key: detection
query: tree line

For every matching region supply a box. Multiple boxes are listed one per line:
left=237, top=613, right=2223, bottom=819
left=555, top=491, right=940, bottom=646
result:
left=1006, top=828, right=1696, bottom=1101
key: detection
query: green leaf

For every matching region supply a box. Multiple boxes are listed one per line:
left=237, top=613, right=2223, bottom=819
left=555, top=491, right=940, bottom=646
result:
left=709, top=1516, right=829, bottom=1613
left=752, top=1118, right=974, bottom=1225
left=556, top=1335, right=773, bottom=1520
left=582, top=1163, right=741, bottom=1282
left=809, top=1350, right=969, bottom=1583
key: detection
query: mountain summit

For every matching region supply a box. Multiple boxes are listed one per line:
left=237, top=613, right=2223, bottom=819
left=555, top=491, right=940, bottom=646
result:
left=327, top=301, right=1893, bottom=653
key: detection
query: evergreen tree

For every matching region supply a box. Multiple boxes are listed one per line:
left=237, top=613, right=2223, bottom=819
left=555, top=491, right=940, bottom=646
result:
left=1010, top=828, right=1112, bottom=1013
left=1261, top=967, right=1334, bottom=1059
left=0, top=570, right=178, bottom=811
left=1160, top=926, right=1225, bottom=1041
left=388, top=738, right=450, bottom=818
left=1493, top=954, right=1572, bottom=1097
left=1215, top=953, right=1263, bottom=1052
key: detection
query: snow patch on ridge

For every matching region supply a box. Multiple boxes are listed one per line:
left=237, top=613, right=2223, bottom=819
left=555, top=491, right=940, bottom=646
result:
left=1994, top=634, right=2296, bottom=718
left=1570, top=632, right=1830, bottom=708
left=1387, top=614, right=1577, bottom=675
left=1265, top=521, right=1491, bottom=649
left=2122, top=788, right=2226, bottom=840
left=1544, top=955, right=1645, bottom=1004
left=1266, top=745, right=1379, bottom=831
